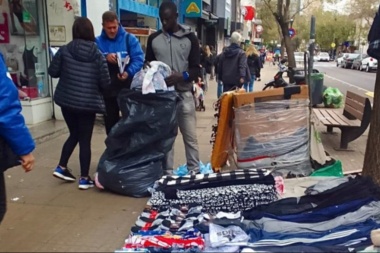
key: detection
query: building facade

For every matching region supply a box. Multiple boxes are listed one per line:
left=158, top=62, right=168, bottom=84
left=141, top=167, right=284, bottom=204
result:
left=0, top=0, right=248, bottom=125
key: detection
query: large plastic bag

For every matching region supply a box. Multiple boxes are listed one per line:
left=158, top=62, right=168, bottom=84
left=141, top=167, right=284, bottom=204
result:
left=234, top=99, right=312, bottom=178
left=97, top=89, right=178, bottom=197
left=323, top=87, right=344, bottom=108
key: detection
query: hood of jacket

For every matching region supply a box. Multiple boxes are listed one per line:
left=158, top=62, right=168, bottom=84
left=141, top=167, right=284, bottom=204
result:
left=224, top=43, right=243, bottom=58
left=67, top=39, right=100, bottom=62
left=168, top=24, right=192, bottom=38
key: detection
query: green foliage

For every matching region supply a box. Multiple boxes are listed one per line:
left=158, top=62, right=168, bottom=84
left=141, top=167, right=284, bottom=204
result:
left=256, top=2, right=280, bottom=44
left=290, top=8, right=356, bottom=50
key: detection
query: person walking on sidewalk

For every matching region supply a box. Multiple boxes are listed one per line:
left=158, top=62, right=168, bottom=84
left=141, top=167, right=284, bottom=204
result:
left=214, top=46, right=227, bottom=98
left=209, top=45, right=216, bottom=80
left=218, top=32, right=248, bottom=92
left=145, top=1, right=200, bottom=175
left=0, top=52, right=35, bottom=223
left=244, top=44, right=261, bottom=92
left=96, top=11, right=144, bottom=135
left=48, top=17, right=111, bottom=190
left=200, top=45, right=213, bottom=91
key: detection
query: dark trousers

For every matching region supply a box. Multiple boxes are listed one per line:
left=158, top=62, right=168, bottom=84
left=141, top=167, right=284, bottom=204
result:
left=104, top=97, right=120, bottom=135
left=0, top=172, right=6, bottom=223
left=59, top=107, right=95, bottom=177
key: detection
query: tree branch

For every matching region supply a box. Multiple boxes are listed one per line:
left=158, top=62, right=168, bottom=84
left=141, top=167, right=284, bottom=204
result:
left=290, top=0, right=319, bottom=20
left=277, top=0, right=283, bottom=16
left=262, top=0, right=275, bottom=14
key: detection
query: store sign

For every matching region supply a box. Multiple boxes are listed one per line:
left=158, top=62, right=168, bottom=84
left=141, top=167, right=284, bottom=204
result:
left=331, top=42, right=336, bottom=48
left=184, top=0, right=202, bottom=18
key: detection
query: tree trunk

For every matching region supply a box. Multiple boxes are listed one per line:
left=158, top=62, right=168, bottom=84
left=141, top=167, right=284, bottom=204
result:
left=362, top=67, right=380, bottom=185
left=280, top=38, right=285, bottom=58
left=280, top=22, right=296, bottom=83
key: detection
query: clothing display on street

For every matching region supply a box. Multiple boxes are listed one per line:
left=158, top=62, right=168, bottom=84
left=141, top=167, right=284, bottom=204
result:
left=149, top=169, right=278, bottom=214
left=118, top=175, right=380, bottom=252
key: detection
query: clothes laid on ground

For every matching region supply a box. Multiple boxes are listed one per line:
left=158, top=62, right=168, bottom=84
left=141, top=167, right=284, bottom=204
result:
left=119, top=175, right=380, bottom=252
left=242, top=176, right=380, bottom=217
left=149, top=169, right=278, bottom=213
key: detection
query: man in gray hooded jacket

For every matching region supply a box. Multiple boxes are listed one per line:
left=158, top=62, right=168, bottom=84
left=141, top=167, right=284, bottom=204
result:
left=145, top=1, right=200, bottom=174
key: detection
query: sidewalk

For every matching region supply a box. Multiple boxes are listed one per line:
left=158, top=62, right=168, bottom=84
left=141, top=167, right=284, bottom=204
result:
left=0, top=64, right=366, bottom=252
left=0, top=79, right=220, bottom=252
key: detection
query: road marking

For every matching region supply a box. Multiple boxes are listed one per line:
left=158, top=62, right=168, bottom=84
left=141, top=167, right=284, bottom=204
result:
left=324, top=74, right=373, bottom=98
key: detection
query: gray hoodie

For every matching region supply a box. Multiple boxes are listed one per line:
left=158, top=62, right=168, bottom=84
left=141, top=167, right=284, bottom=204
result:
left=145, top=24, right=200, bottom=92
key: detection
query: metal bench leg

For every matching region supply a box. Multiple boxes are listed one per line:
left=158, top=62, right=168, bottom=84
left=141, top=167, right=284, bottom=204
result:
left=327, top=126, right=333, bottom=133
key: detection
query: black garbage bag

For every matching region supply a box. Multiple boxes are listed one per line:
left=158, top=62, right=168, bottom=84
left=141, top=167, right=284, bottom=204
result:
left=97, top=89, right=178, bottom=197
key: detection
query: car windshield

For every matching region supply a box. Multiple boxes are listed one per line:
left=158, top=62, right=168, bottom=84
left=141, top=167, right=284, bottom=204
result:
left=320, top=53, right=329, bottom=56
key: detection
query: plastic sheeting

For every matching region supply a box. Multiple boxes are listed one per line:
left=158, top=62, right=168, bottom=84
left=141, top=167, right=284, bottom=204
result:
left=234, top=99, right=311, bottom=177
left=97, top=89, right=178, bottom=197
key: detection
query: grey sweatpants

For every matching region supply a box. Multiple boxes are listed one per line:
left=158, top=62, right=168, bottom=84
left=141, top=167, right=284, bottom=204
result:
left=166, top=91, right=200, bottom=173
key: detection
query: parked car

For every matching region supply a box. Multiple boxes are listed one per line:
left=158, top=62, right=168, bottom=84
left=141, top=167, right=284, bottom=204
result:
left=360, top=56, right=378, bottom=72
left=351, top=54, right=368, bottom=70
left=341, top=53, right=360, bottom=69
left=318, top=52, right=330, bottom=62
left=336, top=53, right=349, bottom=67
left=314, top=55, right=320, bottom=62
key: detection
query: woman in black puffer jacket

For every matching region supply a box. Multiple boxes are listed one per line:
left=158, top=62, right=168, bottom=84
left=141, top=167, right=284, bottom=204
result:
left=48, top=17, right=110, bottom=190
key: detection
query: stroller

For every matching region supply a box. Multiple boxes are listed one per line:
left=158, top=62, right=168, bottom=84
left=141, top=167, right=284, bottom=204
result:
left=194, top=77, right=206, bottom=111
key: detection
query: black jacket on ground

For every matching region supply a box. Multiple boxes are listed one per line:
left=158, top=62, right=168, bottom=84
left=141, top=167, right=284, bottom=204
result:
left=218, top=44, right=248, bottom=87
left=48, top=39, right=111, bottom=114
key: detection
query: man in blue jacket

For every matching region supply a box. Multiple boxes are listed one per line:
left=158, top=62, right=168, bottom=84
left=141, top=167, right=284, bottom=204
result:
left=96, top=11, right=144, bottom=135
left=0, top=53, right=35, bottom=223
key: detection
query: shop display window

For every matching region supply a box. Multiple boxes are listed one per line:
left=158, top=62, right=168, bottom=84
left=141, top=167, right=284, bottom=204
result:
left=0, top=0, right=50, bottom=100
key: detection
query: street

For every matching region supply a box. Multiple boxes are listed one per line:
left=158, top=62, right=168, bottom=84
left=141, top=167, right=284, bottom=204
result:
left=313, top=61, right=376, bottom=101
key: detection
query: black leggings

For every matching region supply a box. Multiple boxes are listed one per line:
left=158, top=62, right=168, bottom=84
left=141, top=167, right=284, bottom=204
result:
left=59, top=108, right=95, bottom=177
left=104, top=97, right=120, bottom=135
left=0, top=172, right=5, bottom=223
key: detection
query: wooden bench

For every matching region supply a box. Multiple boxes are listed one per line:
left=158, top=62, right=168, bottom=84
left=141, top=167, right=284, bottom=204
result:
left=313, top=91, right=372, bottom=150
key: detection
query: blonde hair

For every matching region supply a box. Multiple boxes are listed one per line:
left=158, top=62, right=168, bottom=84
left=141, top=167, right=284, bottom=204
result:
left=204, top=45, right=212, bottom=57
left=246, top=44, right=259, bottom=57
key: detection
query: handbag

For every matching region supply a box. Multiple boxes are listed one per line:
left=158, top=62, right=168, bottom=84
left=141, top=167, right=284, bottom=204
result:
left=0, top=136, right=21, bottom=172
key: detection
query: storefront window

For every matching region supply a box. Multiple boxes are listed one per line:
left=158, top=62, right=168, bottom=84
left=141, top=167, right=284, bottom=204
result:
left=0, top=0, right=50, bottom=99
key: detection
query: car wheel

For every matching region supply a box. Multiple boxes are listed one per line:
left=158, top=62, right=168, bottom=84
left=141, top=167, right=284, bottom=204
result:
left=366, top=65, right=370, bottom=72
left=360, top=64, right=363, bottom=71
left=336, top=62, right=339, bottom=67
left=351, top=64, right=354, bottom=69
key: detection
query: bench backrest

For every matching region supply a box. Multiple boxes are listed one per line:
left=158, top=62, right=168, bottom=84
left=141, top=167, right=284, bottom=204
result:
left=343, top=91, right=368, bottom=121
